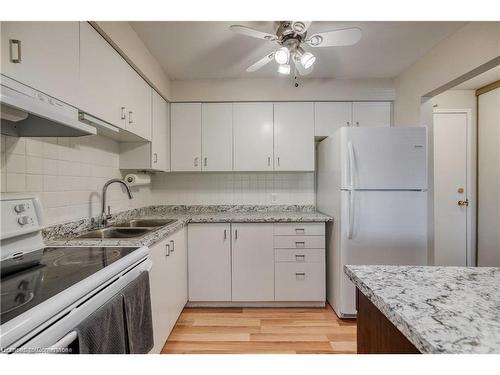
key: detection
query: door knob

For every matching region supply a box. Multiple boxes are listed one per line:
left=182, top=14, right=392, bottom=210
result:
left=458, top=199, right=469, bottom=207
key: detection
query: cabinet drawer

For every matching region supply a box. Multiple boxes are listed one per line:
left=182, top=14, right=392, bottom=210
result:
left=274, top=235, right=325, bottom=249
left=275, top=248, right=324, bottom=263
left=274, top=223, right=325, bottom=236
left=275, top=263, right=325, bottom=301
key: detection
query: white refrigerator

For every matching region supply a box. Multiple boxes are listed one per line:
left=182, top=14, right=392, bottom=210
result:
left=317, top=127, right=428, bottom=318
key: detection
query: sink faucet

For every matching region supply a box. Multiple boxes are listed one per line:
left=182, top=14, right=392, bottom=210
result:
left=99, top=178, right=133, bottom=227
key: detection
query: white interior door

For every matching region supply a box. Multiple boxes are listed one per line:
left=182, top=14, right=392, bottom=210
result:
left=433, top=111, right=471, bottom=266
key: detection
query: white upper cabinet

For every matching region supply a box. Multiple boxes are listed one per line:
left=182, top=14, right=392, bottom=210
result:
left=201, top=103, right=233, bottom=171
left=314, top=102, right=353, bottom=137
left=352, top=102, right=392, bottom=127
left=233, top=102, right=274, bottom=171
left=171, top=103, right=202, bottom=171
left=151, top=90, right=170, bottom=172
left=273, top=102, right=315, bottom=171
left=1, top=22, right=79, bottom=106
left=124, top=66, right=152, bottom=141
left=79, top=22, right=127, bottom=128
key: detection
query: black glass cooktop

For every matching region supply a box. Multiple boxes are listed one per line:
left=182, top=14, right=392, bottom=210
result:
left=0, top=247, right=139, bottom=325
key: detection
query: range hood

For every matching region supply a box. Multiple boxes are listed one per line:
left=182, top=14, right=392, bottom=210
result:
left=0, top=75, right=96, bottom=137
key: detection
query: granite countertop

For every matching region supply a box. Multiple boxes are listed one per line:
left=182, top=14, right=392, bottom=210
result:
left=345, top=265, right=500, bottom=354
left=44, top=205, right=332, bottom=248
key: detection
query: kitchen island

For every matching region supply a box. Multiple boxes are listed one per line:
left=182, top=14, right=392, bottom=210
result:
left=345, top=265, right=500, bottom=354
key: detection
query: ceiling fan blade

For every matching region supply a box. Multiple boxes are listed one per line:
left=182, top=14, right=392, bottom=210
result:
left=291, top=21, right=312, bottom=33
left=306, top=27, right=362, bottom=47
left=293, top=57, right=314, bottom=76
left=230, top=25, right=277, bottom=41
left=246, top=53, right=275, bottom=72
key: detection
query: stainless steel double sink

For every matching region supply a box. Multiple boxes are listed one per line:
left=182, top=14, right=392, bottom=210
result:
left=76, top=218, right=177, bottom=239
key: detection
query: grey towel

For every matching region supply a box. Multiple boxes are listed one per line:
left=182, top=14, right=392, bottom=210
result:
left=75, top=292, right=127, bottom=354
left=121, top=271, right=154, bottom=354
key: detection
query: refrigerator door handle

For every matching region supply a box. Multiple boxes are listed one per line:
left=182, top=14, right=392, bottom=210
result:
left=347, top=141, right=355, bottom=189
left=347, top=190, right=355, bottom=239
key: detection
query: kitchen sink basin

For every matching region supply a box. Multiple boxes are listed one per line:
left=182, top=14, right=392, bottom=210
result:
left=113, top=219, right=177, bottom=228
left=76, top=227, right=154, bottom=239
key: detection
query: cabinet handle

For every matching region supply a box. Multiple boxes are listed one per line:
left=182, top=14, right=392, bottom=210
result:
left=356, top=121, right=359, bottom=127
left=170, top=240, right=175, bottom=252
left=165, top=243, right=170, bottom=256
left=234, top=229, right=238, bottom=240
left=295, top=228, right=305, bottom=234
left=267, top=157, right=271, bottom=167
left=9, top=39, right=21, bottom=63
left=121, top=107, right=126, bottom=120
left=194, top=157, right=199, bottom=167
left=277, top=157, right=280, bottom=167
left=153, top=153, right=158, bottom=163
left=295, top=272, right=306, bottom=280
left=223, top=229, right=227, bottom=240
left=295, top=241, right=305, bottom=248
left=346, top=121, right=350, bottom=126
left=295, top=254, right=306, bottom=262
left=204, top=157, right=207, bottom=167
left=128, top=111, right=133, bottom=124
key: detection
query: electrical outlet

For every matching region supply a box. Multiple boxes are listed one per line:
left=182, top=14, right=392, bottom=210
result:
left=271, top=193, right=277, bottom=203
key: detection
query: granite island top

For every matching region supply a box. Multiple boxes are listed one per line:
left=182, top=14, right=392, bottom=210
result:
left=44, top=205, right=332, bottom=248
left=345, top=265, right=500, bottom=354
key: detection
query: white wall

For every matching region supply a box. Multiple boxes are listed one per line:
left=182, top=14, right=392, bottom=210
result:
left=0, top=135, right=153, bottom=226
left=171, top=78, right=395, bottom=102
left=151, top=172, right=315, bottom=206
left=93, top=21, right=172, bottom=101
left=394, top=22, right=499, bottom=126
left=477, top=88, right=500, bottom=266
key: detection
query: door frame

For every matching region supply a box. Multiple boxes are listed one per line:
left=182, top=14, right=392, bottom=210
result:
left=432, top=108, right=476, bottom=266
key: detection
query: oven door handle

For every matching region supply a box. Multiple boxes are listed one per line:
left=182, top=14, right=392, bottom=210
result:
left=48, top=331, right=78, bottom=351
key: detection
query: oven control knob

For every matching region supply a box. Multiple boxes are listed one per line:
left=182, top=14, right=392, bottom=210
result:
left=14, top=203, right=26, bottom=213
left=18, top=216, right=30, bottom=225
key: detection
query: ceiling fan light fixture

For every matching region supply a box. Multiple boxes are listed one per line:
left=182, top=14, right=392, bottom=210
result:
left=300, top=51, right=316, bottom=69
left=275, top=47, right=290, bottom=65
left=278, top=64, right=291, bottom=75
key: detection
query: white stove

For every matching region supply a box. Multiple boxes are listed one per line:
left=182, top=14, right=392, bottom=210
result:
left=0, top=195, right=150, bottom=353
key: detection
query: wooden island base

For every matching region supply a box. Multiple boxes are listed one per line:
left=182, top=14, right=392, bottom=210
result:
left=356, top=289, right=420, bottom=354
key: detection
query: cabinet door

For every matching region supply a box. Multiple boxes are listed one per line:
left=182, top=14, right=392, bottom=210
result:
left=233, top=103, right=274, bottom=171
left=352, top=102, right=392, bottom=127
left=201, top=103, right=233, bottom=171
left=188, top=224, right=231, bottom=301
left=170, top=227, right=188, bottom=315
left=231, top=223, right=274, bottom=301
left=314, top=102, right=352, bottom=137
left=273, top=102, right=315, bottom=171
left=125, top=67, right=152, bottom=140
left=151, top=90, right=170, bottom=171
left=171, top=103, right=202, bottom=171
left=79, top=22, right=126, bottom=128
left=1, top=22, right=79, bottom=106
left=148, top=238, right=171, bottom=354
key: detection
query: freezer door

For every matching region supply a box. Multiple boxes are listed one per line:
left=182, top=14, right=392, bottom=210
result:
left=338, top=190, right=427, bottom=316
left=340, top=127, right=427, bottom=190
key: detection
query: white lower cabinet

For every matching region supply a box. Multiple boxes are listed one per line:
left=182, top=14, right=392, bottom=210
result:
left=187, top=222, right=325, bottom=304
left=231, top=223, right=275, bottom=301
left=188, top=223, right=232, bottom=301
left=149, top=227, right=187, bottom=354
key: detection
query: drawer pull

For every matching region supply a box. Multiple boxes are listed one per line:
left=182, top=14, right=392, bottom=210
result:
left=295, top=228, right=305, bottom=234
left=295, top=272, right=306, bottom=280
left=295, top=241, right=305, bottom=248
left=165, top=243, right=170, bottom=257
left=295, top=254, right=305, bottom=262
left=170, top=240, right=175, bottom=252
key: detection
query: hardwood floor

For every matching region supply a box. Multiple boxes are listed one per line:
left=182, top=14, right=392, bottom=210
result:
left=161, top=304, right=357, bottom=354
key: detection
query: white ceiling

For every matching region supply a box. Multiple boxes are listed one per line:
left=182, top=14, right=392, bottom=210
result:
left=130, top=21, right=465, bottom=80
left=453, top=66, right=500, bottom=90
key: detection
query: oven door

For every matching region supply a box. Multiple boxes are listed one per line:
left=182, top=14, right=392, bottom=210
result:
left=12, top=258, right=152, bottom=354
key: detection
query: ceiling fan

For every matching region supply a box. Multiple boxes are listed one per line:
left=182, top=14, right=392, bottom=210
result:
left=230, top=21, right=362, bottom=76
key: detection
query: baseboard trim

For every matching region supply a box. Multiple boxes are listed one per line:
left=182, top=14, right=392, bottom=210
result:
left=186, top=301, right=326, bottom=308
